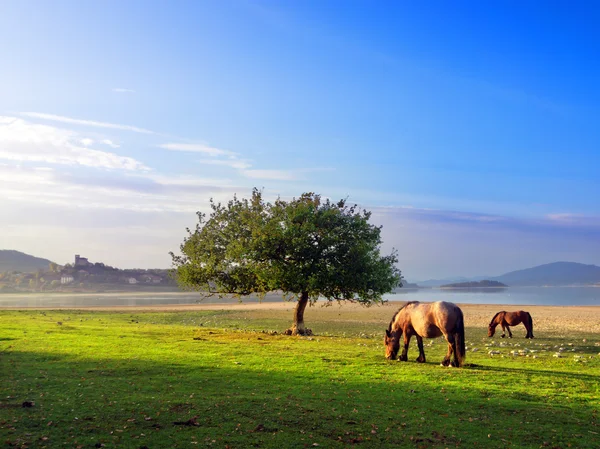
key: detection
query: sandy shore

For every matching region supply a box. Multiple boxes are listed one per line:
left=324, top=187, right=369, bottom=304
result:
left=39, top=300, right=600, bottom=334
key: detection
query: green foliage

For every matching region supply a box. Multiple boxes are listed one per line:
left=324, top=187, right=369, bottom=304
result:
left=172, top=189, right=401, bottom=304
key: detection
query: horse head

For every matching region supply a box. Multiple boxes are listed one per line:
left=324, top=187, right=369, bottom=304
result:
left=384, top=328, right=401, bottom=360
left=488, top=312, right=502, bottom=337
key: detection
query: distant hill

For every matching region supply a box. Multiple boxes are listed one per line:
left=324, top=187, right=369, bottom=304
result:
left=391, top=279, right=419, bottom=292
left=415, top=276, right=489, bottom=288
left=440, top=280, right=507, bottom=288
left=416, top=261, right=600, bottom=287
left=0, top=250, right=54, bottom=273
left=491, top=262, right=600, bottom=286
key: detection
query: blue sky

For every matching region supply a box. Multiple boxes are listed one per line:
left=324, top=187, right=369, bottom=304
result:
left=1, top=1, right=599, bottom=280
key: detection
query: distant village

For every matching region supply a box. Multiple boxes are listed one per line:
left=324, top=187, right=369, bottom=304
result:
left=0, top=254, right=177, bottom=293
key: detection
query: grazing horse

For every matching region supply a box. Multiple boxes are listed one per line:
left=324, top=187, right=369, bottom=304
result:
left=488, top=311, right=534, bottom=339
left=384, top=301, right=466, bottom=367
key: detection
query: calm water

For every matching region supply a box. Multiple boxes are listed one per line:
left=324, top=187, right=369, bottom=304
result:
left=387, top=286, right=600, bottom=306
left=0, top=287, right=598, bottom=308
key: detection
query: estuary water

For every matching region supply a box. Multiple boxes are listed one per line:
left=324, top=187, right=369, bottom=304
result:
left=0, top=286, right=598, bottom=308
left=386, top=286, right=600, bottom=306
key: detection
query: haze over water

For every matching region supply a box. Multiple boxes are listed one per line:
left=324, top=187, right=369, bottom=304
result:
left=1, top=287, right=598, bottom=308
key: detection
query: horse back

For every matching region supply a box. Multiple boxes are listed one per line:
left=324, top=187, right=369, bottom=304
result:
left=410, top=301, right=459, bottom=338
left=504, top=311, right=527, bottom=326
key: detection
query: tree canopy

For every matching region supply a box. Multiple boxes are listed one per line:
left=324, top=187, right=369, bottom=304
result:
left=171, top=189, right=402, bottom=334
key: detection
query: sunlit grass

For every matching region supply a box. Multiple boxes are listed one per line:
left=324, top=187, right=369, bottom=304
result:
left=1, top=308, right=599, bottom=448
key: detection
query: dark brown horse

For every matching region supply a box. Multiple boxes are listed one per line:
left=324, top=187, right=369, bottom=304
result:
left=384, top=301, right=466, bottom=367
left=488, top=311, right=534, bottom=338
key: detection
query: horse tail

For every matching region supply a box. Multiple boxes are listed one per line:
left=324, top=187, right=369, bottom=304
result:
left=528, top=312, right=534, bottom=338
left=455, top=307, right=466, bottom=366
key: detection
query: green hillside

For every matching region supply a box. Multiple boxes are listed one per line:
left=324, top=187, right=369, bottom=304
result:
left=0, top=249, right=54, bottom=272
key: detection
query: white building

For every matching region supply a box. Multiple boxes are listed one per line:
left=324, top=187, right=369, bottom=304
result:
left=61, top=275, right=74, bottom=285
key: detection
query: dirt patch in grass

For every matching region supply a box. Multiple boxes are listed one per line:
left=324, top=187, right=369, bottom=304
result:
left=23, top=300, right=599, bottom=333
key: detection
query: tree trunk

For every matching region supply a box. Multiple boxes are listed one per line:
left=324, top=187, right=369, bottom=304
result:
left=285, top=291, right=313, bottom=336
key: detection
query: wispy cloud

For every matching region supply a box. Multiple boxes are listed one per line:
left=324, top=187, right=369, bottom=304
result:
left=20, top=112, right=154, bottom=134
left=112, top=88, right=136, bottom=93
left=160, top=142, right=333, bottom=181
left=0, top=116, right=148, bottom=171
left=368, top=205, right=600, bottom=279
left=197, top=158, right=252, bottom=170
left=101, top=139, right=120, bottom=148
left=546, top=213, right=583, bottom=223
left=371, top=205, right=600, bottom=235
left=159, top=142, right=238, bottom=158
left=0, top=163, right=239, bottom=214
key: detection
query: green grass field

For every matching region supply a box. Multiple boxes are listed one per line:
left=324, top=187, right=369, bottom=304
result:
left=1, top=306, right=599, bottom=448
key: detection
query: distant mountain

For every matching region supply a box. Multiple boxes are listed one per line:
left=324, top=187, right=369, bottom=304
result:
left=440, top=280, right=507, bottom=288
left=0, top=250, right=54, bottom=273
left=415, top=261, right=600, bottom=287
left=391, top=279, right=419, bottom=291
left=491, top=261, right=600, bottom=286
left=415, top=276, right=489, bottom=288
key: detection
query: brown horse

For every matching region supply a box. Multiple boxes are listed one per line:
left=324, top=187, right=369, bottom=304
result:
left=488, top=311, right=534, bottom=338
left=384, top=301, right=466, bottom=367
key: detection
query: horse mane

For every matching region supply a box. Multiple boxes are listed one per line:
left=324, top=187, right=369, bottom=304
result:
left=387, top=301, right=420, bottom=332
left=489, top=311, right=505, bottom=326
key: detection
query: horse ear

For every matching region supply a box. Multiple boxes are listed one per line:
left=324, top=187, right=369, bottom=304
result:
left=385, top=329, right=391, bottom=338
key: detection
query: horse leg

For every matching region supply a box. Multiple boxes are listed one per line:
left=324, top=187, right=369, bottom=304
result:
left=450, top=336, right=460, bottom=367
left=507, top=325, right=512, bottom=338
left=500, top=322, right=507, bottom=338
left=442, top=334, right=454, bottom=367
left=416, top=336, right=426, bottom=363
left=399, top=334, right=411, bottom=362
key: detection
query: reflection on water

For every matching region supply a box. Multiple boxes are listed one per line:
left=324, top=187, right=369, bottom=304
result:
left=0, top=292, right=279, bottom=308
left=0, top=287, right=598, bottom=308
left=389, top=287, right=600, bottom=306
left=440, top=287, right=507, bottom=294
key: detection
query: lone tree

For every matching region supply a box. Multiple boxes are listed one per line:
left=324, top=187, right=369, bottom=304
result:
left=171, top=189, right=402, bottom=335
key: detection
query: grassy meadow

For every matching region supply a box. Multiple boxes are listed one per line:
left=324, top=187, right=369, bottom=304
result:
left=1, top=302, right=599, bottom=448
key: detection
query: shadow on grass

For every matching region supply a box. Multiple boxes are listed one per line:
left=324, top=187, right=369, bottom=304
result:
left=461, top=362, right=600, bottom=383
left=2, top=348, right=598, bottom=449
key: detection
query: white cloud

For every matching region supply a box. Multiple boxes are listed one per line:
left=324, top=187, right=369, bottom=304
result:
left=145, top=173, right=235, bottom=188
left=160, top=143, right=330, bottom=182
left=80, top=138, right=94, bottom=147
left=0, top=116, right=149, bottom=171
left=20, top=112, right=154, bottom=134
left=546, top=213, right=581, bottom=223
left=198, top=158, right=252, bottom=170
left=0, top=163, right=240, bottom=214
left=159, top=142, right=238, bottom=158
left=101, top=139, right=120, bottom=148
left=112, top=88, right=136, bottom=93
